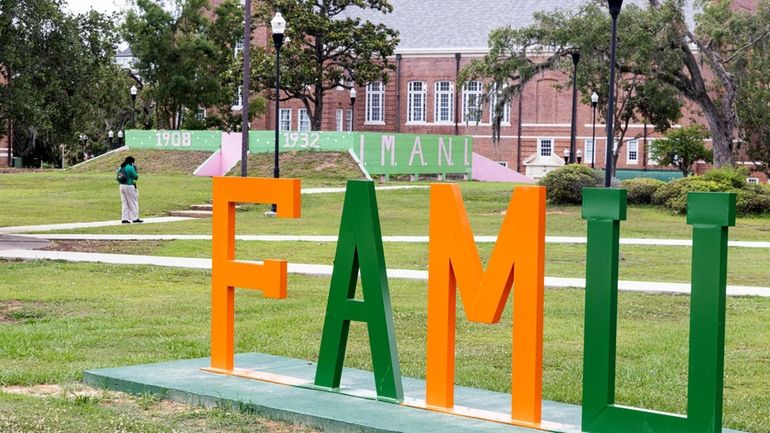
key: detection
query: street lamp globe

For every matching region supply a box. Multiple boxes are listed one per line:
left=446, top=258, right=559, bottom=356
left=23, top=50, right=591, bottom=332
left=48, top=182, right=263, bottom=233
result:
left=350, top=88, right=357, bottom=103
left=117, top=130, right=124, bottom=139
left=130, top=85, right=137, bottom=98
left=108, top=130, right=114, bottom=139
left=271, top=12, right=286, bottom=35
left=591, top=92, right=599, bottom=106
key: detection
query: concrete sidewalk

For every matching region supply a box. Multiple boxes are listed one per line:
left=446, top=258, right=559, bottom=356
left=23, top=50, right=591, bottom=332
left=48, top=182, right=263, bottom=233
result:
left=15, top=233, right=770, bottom=249
left=1, top=249, right=768, bottom=297
left=0, top=217, right=193, bottom=235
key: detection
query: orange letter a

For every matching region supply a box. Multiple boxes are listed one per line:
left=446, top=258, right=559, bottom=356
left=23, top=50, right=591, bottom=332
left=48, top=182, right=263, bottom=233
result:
left=426, top=184, right=545, bottom=424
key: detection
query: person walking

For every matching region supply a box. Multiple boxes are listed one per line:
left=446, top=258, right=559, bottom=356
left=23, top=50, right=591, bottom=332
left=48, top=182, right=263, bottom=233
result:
left=117, top=156, right=143, bottom=224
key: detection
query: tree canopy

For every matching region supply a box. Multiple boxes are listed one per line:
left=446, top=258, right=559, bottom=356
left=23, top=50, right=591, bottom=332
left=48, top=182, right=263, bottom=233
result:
left=462, top=0, right=770, bottom=171
left=250, top=0, right=399, bottom=131
left=650, top=124, right=712, bottom=176
left=123, top=0, right=253, bottom=130
left=0, top=0, right=128, bottom=164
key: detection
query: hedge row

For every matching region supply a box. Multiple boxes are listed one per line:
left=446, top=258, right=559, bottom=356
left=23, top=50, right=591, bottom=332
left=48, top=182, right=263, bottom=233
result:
left=538, top=165, right=770, bottom=215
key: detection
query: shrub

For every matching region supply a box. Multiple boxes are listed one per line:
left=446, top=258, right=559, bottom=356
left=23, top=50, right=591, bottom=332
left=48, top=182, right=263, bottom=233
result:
left=651, top=177, right=727, bottom=213
left=735, top=185, right=770, bottom=215
left=620, top=178, right=665, bottom=204
left=702, top=166, right=750, bottom=189
left=538, top=164, right=603, bottom=204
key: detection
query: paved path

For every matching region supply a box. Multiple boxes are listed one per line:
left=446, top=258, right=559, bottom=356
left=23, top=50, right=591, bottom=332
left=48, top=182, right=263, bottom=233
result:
left=1, top=249, right=768, bottom=297
left=0, top=217, right=193, bottom=235
left=15, top=233, right=770, bottom=249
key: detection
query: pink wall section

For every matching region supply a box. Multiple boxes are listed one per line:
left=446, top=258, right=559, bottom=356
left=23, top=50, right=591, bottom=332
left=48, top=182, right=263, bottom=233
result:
left=193, top=133, right=244, bottom=177
left=472, top=152, right=536, bottom=183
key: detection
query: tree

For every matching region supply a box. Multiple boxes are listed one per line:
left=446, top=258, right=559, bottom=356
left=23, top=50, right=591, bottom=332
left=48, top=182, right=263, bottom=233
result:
left=462, top=0, right=770, bottom=169
left=0, top=0, right=128, bottom=164
left=734, top=1, right=770, bottom=176
left=650, top=124, right=712, bottom=176
left=251, top=0, right=399, bottom=131
left=461, top=3, right=683, bottom=175
left=123, top=0, right=252, bottom=130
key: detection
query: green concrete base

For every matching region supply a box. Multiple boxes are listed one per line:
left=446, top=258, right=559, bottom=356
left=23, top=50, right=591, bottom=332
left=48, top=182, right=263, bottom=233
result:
left=84, top=353, right=745, bottom=433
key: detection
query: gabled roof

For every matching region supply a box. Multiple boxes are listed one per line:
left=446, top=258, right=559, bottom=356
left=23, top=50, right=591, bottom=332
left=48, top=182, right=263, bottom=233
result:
left=344, top=0, right=697, bottom=52
left=116, top=47, right=134, bottom=58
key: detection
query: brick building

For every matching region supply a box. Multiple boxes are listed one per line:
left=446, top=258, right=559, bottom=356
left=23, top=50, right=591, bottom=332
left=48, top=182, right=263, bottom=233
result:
left=238, top=0, right=722, bottom=180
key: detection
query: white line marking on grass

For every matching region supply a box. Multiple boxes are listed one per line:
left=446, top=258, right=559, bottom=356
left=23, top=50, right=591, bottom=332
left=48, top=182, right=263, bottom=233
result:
left=301, top=185, right=427, bottom=194
left=16, top=233, right=770, bottom=249
left=1, top=249, right=767, bottom=297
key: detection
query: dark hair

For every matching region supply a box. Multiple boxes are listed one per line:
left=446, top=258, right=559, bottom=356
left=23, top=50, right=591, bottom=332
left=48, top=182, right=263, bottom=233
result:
left=121, top=156, right=135, bottom=168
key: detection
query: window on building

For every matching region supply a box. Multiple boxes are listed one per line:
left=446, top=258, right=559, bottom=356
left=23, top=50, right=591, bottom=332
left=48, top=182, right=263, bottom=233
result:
left=747, top=177, right=760, bottom=184
left=538, top=138, right=553, bottom=157
left=496, top=161, right=509, bottom=168
left=627, top=139, right=639, bottom=164
left=434, top=81, right=454, bottom=123
left=407, top=81, right=427, bottom=123
left=346, top=109, right=353, bottom=131
left=298, top=108, right=310, bottom=131
left=489, top=84, right=510, bottom=124
left=279, top=108, right=291, bottom=132
left=584, top=139, right=595, bottom=164
left=195, top=107, right=206, bottom=121
left=234, top=40, right=244, bottom=58
left=232, top=86, right=243, bottom=109
left=462, top=81, right=483, bottom=123
left=365, top=81, right=384, bottom=123
left=647, top=140, right=658, bottom=165
left=335, top=109, right=344, bottom=132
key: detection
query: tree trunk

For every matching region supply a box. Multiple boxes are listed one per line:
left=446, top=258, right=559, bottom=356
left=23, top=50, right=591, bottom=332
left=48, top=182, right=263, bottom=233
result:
left=700, top=101, right=735, bottom=166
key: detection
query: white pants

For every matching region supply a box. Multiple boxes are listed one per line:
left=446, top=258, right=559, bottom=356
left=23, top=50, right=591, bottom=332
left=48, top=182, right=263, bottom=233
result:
left=120, top=184, right=139, bottom=221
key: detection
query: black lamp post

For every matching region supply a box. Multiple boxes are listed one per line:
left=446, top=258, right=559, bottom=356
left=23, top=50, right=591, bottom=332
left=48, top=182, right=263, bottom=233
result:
left=349, top=88, right=357, bottom=132
left=576, top=148, right=583, bottom=164
left=269, top=11, right=286, bottom=215
left=108, top=130, right=114, bottom=148
left=563, top=148, right=571, bottom=164
left=591, top=91, right=598, bottom=168
left=605, top=0, right=623, bottom=187
left=130, top=85, right=138, bottom=128
left=117, top=130, right=124, bottom=147
left=569, top=51, right=580, bottom=164
left=241, top=0, right=252, bottom=177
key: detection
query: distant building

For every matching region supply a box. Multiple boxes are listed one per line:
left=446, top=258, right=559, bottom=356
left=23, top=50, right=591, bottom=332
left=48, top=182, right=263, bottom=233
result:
left=115, top=47, right=137, bottom=72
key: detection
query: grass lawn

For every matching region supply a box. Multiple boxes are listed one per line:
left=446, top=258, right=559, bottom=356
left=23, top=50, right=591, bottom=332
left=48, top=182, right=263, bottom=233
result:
left=2, top=169, right=770, bottom=432
left=0, top=261, right=768, bottom=432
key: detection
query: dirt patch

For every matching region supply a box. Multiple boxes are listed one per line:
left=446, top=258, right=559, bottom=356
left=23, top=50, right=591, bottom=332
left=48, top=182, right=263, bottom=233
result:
left=41, top=240, right=167, bottom=255
left=0, top=301, right=47, bottom=324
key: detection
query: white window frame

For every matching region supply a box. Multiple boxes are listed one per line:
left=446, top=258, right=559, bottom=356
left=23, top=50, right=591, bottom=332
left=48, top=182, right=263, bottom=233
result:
left=234, top=39, right=244, bottom=58
left=195, top=107, right=206, bottom=121
left=407, top=81, right=427, bottom=123
left=584, top=139, right=595, bottom=165
left=627, top=139, right=639, bottom=165
left=647, top=139, right=658, bottom=166
left=365, top=81, right=385, bottom=124
left=231, top=86, right=243, bottom=110
left=346, top=109, right=353, bottom=132
left=298, top=108, right=310, bottom=131
left=434, top=81, right=454, bottom=124
left=747, top=177, right=760, bottom=184
left=538, top=138, right=554, bottom=157
left=279, top=108, right=291, bottom=132
left=489, top=85, right=510, bottom=125
left=335, top=109, right=344, bottom=131
left=462, top=80, right=483, bottom=123
left=496, top=160, right=509, bottom=168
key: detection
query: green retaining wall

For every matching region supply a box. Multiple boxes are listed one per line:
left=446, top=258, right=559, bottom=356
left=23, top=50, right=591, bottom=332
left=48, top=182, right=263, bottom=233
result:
left=127, top=130, right=472, bottom=176
left=615, top=169, right=683, bottom=181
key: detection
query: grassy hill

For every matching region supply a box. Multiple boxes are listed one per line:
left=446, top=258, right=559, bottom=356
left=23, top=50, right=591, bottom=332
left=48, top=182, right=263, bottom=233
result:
left=229, top=151, right=365, bottom=184
left=68, top=149, right=213, bottom=175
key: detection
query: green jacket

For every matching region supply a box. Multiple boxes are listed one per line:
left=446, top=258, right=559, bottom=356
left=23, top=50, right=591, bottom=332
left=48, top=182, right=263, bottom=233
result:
left=122, top=164, right=139, bottom=185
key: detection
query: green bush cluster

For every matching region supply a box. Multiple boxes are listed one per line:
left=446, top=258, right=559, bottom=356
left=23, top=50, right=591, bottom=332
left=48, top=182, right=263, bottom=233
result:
left=620, top=178, right=665, bottom=204
left=538, top=164, right=603, bottom=204
left=650, top=166, right=770, bottom=215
